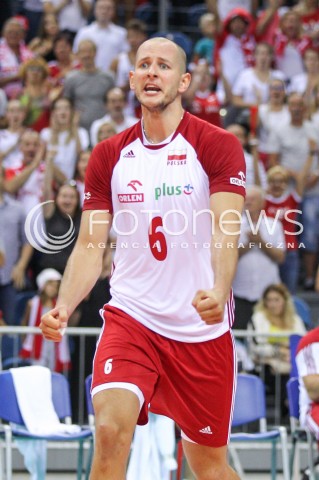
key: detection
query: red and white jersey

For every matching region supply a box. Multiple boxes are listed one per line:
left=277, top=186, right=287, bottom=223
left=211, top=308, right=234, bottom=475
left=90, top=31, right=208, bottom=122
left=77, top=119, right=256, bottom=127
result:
left=188, top=91, right=222, bottom=127
left=83, top=112, right=246, bottom=342
left=4, top=162, right=45, bottom=214
left=296, top=327, right=319, bottom=428
left=265, top=190, right=301, bottom=250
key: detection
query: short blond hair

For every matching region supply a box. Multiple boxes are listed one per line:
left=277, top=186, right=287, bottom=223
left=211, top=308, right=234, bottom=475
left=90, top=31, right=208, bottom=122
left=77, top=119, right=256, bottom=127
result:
left=267, top=165, right=289, bottom=182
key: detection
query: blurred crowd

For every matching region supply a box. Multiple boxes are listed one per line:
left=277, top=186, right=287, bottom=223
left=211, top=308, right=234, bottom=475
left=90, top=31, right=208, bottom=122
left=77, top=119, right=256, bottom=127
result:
left=0, top=0, right=319, bottom=387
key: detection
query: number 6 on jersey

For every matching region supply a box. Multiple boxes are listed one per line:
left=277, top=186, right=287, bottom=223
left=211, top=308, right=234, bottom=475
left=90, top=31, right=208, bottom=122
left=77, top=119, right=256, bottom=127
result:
left=104, top=358, right=113, bottom=374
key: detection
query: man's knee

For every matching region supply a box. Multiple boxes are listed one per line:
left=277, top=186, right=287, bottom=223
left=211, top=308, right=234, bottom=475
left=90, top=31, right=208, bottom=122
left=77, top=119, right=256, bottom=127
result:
left=95, top=418, right=133, bottom=451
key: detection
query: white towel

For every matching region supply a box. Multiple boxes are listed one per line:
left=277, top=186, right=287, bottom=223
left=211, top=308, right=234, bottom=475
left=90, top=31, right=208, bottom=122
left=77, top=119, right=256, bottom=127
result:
left=127, top=414, right=177, bottom=480
left=10, top=365, right=80, bottom=435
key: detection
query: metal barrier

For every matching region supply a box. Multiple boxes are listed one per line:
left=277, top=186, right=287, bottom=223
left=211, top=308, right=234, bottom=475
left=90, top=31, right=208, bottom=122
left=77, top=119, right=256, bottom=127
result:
left=0, top=326, right=299, bottom=425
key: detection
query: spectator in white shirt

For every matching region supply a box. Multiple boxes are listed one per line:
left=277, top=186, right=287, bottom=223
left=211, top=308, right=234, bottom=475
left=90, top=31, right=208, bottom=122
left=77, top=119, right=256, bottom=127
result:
left=40, top=97, right=89, bottom=180
left=73, top=0, right=129, bottom=73
left=90, top=87, right=138, bottom=146
left=0, top=99, right=26, bottom=169
left=226, top=123, right=267, bottom=189
left=257, top=78, right=290, bottom=169
left=232, top=42, right=285, bottom=109
left=232, top=185, right=286, bottom=329
left=267, top=92, right=319, bottom=291
left=110, top=18, right=147, bottom=117
left=289, top=48, right=319, bottom=115
left=208, top=0, right=258, bottom=20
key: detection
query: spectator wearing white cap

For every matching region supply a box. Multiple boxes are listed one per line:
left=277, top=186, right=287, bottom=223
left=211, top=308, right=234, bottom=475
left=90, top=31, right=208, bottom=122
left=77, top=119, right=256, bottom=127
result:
left=20, top=267, right=71, bottom=372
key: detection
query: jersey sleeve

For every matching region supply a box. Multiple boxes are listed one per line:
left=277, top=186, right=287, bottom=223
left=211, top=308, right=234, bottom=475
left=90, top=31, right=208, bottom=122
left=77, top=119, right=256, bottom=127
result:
left=199, top=128, right=246, bottom=197
left=82, top=141, right=114, bottom=213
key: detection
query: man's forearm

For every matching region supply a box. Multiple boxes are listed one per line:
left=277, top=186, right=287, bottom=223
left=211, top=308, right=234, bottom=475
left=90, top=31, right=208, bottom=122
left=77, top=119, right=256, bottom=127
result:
left=259, top=240, right=285, bottom=263
left=57, top=244, right=103, bottom=316
left=211, top=233, right=239, bottom=303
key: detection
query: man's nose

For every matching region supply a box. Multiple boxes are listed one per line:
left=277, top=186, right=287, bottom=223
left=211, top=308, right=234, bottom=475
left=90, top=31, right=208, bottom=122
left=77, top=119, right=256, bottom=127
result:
left=147, top=63, right=157, bottom=76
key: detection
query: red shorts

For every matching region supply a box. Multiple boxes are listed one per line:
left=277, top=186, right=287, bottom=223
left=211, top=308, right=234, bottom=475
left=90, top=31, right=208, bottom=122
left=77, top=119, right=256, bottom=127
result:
left=92, top=305, right=236, bottom=447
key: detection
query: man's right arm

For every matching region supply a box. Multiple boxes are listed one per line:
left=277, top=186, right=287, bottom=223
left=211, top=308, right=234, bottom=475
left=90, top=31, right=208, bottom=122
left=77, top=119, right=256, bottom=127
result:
left=40, top=209, right=112, bottom=341
left=303, top=374, right=319, bottom=403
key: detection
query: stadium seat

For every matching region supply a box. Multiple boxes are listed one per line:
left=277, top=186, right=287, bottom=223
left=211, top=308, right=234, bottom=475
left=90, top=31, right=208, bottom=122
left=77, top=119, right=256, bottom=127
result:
left=0, top=367, right=93, bottom=480
left=231, top=373, right=290, bottom=480
left=289, top=334, right=302, bottom=378
left=286, top=377, right=316, bottom=479
left=175, top=373, right=290, bottom=479
left=293, top=296, right=313, bottom=330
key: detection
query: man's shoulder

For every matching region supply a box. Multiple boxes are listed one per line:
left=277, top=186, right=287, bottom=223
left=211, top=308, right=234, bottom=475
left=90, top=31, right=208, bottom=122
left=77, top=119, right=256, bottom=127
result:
left=97, top=70, right=115, bottom=83
left=186, top=114, right=243, bottom=155
left=64, top=69, right=82, bottom=83
left=184, top=112, right=227, bottom=137
left=297, top=326, right=319, bottom=354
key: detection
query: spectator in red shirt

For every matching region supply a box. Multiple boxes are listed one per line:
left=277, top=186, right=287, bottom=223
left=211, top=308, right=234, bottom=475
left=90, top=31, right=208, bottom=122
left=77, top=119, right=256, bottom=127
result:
left=265, top=150, right=314, bottom=293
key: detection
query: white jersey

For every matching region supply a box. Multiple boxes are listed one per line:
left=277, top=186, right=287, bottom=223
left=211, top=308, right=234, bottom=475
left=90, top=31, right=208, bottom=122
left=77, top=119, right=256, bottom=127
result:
left=296, top=327, right=319, bottom=434
left=83, top=112, right=246, bottom=342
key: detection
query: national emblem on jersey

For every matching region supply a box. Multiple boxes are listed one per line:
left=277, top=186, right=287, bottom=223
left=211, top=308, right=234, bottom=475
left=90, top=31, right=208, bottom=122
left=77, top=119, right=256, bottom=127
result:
left=167, top=149, right=187, bottom=166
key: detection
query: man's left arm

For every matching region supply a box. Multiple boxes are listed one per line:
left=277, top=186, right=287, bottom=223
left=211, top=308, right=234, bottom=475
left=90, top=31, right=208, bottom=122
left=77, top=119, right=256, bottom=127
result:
left=192, top=191, right=244, bottom=325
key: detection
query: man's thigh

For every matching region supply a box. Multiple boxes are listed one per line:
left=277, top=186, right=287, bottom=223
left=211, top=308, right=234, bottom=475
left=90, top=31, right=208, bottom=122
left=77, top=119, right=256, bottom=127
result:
left=151, top=330, right=236, bottom=448
left=92, top=306, right=160, bottom=425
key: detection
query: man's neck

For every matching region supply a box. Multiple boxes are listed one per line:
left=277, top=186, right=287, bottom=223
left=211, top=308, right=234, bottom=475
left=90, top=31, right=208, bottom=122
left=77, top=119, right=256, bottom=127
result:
left=111, top=112, right=124, bottom=124
left=82, top=65, right=97, bottom=74
left=291, top=120, right=303, bottom=127
left=142, top=107, right=184, bottom=144
left=97, top=20, right=110, bottom=29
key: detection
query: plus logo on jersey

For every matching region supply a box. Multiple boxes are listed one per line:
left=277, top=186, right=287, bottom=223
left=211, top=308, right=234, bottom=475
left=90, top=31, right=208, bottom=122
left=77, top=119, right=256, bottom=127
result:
left=167, top=149, right=187, bottom=166
left=184, top=184, right=194, bottom=195
left=154, top=183, right=194, bottom=200
left=230, top=171, right=246, bottom=187
left=118, top=179, right=144, bottom=203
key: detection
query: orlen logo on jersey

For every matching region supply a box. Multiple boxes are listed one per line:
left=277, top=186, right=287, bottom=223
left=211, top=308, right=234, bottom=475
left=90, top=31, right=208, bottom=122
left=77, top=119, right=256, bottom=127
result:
left=230, top=171, right=246, bottom=187
left=167, top=149, right=187, bottom=166
left=118, top=180, right=144, bottom=203
left=155, top=183, right=194, bottom=200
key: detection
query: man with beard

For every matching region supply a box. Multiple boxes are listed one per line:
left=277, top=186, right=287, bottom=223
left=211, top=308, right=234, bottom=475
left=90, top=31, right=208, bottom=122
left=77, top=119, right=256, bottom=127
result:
left=40, top=37, right=245, bottom=479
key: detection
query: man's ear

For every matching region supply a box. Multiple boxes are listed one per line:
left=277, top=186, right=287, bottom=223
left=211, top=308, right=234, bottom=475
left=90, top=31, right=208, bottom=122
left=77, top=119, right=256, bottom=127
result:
left=129, top=71, right=135, bottom=91
left=178, top=72, right=191, bottom=94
